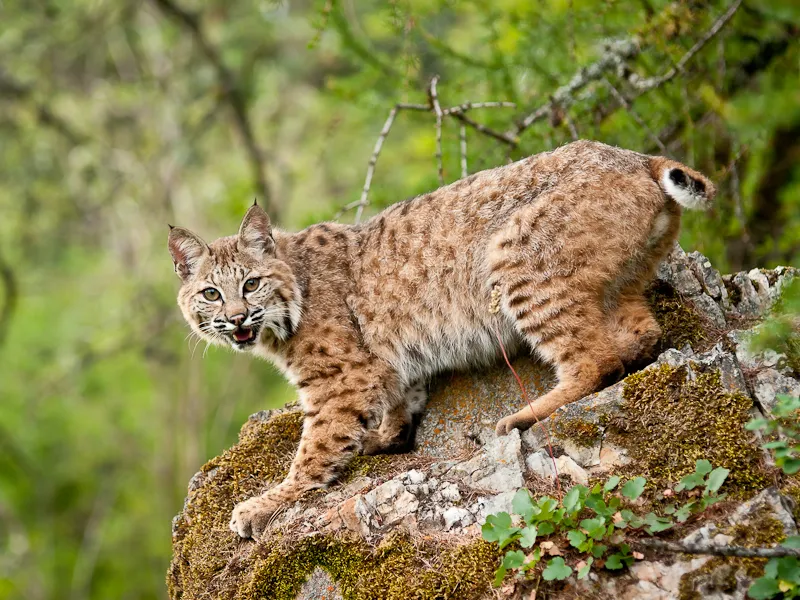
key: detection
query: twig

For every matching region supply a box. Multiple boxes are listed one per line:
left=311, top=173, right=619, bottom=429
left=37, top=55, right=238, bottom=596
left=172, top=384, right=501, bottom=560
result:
left=627, top=0, right=743, bottom=91
left=451, top=111, right=518, bottom=147
left=150, top=0, right=274, bottom=216
left=459, top=124, right=468, bottom=178
left=428, top=76, right=445, bottom=186
left=636, top=538, right=800, bottom=559
left=442, top=101, right=516, bottom=116
left=602, top=77, right=667, bottom=152
left=563, top=110, right=579, bottom=141
left=350, top=103, right=428, bottom=223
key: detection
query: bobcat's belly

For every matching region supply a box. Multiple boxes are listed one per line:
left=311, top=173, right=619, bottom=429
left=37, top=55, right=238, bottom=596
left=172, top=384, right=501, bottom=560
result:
left=392, top=319, right=523, bottom=385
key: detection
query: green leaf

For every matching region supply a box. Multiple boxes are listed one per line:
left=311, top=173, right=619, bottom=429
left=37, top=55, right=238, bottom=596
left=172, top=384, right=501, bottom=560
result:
left=763, top=440, right=789, bottom=450
left=745, top=418, right=770, bottom=431
left=537, top=521, right=555, bottom=536
left=621, top=477, right=646, bottom=500
left=676, top=472, right=705, bottom=492
left=695, top=459, right=712, bottom=475
left=542, top=557, right=573, bottom=581
left=577, top=557, right=594, bottom=579
left=776, top=557, right=800, bottom=584
left=493, top=564, right=507, bottom=588
left=704, top=467, right=729, bottom=493
left=591, top=544, right=608, bottom=558
left=503, top=550, right=526, bottom=569
left=747, top=576, right=781, bottom=599
left=482, top=512, right=520, bottom=549
left=781, top=458, right=800, bottom=475
left=603, top=476, right=621, bottom=492
left=674, top=504, right=693, bottom=523
left=644, top=512, right=674, bottom=533
left=519, top=526, right=538, bottom=548
left=581, top=517, right=608, bottom=540
left=782, top=536, right=800, bottom=549
left=605, top=553, right=624, bottom=570
left=564, top=485, right=587, bottom=513
left=512, top=489, right=536, bottom=523
left=567, top=529, right=587, bottom=548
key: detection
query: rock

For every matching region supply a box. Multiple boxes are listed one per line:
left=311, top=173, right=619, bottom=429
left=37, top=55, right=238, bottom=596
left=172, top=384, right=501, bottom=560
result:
left=752, top=369, right=800, bottom=415
left=442, top=507, right=471, bottom=531
left=554, top=455, right=588, bottom=486
left=475, top=490, right=516, bottom=524
left=363, top=480, right=419, bottom=527
left=451, top=429, right=525, bottom=493
left=526, top=450, right=556, bottom=479
left=730, top=272, right=762, bottom=316
left=729, top=487, right=798, bottom=536
left=657, top=250, right=704, bottom=296
left=687, top=251, right=726, bottom=300
left=689, top=294, right=726, bottom=327
left=296, top=567, right=343, bottom=600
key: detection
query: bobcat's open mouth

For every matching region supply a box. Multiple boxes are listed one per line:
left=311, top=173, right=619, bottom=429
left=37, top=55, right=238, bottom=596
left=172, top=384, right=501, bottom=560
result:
left=231, top=327, right=257, bottom=345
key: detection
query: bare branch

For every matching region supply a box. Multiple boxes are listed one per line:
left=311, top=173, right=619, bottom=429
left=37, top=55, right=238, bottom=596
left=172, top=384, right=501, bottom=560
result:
left=428, top=76, right=445, bottom=186
left=442, top=101, right=516, bottom=116
left=509, top=38, right=640, bottom=139
left=602, top=77, right=666, bottom=152
left=459, top=124, right=468, bottom=178
left=452, top=111, right=518, bottom=147
left=636, top=538, right=800, bottom=559
left=563, top=110, right=579, bottom=141
left=627, top=0, right=743, bottom=91
left=150, top=0, right=274, bottom=216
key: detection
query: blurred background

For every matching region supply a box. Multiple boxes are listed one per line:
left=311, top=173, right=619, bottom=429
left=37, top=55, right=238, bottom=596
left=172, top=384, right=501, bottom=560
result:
left=0, top=0, right=798, bottom=598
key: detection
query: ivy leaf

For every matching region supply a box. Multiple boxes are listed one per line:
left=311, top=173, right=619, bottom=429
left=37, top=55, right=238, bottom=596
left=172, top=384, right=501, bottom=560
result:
left=567, top=529, right=587, bottom=548
left=747, top=576, right=782, bottom=599
left=542, top=557, right=573, bottom=581
left=621, top=477, right=646, bottom=500
left=776, top=556, right=800, bottom=583
left=676, top=472, right=704, bottom=492
left=577, top=557, right=594, bottom=579
left=694, top=459, right=712, bottom=476
left=603, top=476, right=621, bottom=492
left=503, top=550, right=526, bottom=570
left=705, top=467, right=729, bottom=493
left=519, top=525, right=538, bottom=549
left=536, top=496, right=558, bottom=521
left=591, top=543, right=608, bottom=558
left=512, top=489, right=536, bottom=523
left=482, top=512, right=520, bottom=548
left=763, top=440, right=789, bottom=450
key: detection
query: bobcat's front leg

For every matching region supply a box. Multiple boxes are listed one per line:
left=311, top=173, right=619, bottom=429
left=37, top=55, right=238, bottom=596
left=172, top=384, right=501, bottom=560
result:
left=229, top=381, right=388, bottom=539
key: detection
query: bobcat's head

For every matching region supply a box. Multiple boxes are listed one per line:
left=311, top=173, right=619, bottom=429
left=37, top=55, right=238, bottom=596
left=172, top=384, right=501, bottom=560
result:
left=168, top=204, right=301, bottom=352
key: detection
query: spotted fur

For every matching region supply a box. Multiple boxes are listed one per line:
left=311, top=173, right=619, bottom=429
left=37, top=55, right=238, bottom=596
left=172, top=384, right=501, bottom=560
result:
left=168, top=140, right=715, bottom=539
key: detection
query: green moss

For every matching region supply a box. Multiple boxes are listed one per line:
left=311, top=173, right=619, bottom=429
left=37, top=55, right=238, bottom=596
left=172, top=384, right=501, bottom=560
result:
left=724, top=278, right=743, bottom=308
left=554, top=418, right=602, bottom=447
left=243, top=534, right=501, bottom=600
left=608, top=364, right=769, bottom=493
left=341, top=454, right=396, bottom=482
left=648, top=280, right=707, bottom=349
left=167, top=411, right=304, bottom=600
left=679, top=509, right=786, bottom=599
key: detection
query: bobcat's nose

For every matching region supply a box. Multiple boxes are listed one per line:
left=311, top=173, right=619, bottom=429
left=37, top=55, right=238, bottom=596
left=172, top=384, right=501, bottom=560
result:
left=228, top=312, right=247, bottom=327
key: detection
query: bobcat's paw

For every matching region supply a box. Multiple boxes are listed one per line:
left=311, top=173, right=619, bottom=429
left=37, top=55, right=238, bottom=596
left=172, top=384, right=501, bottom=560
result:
left=229, top=495, right=281, bottom=539
left=495, top=409, right=536, bottom=436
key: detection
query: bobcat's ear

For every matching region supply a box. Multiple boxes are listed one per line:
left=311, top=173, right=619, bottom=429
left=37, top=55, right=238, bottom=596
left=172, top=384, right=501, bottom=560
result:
left=168, top=226, right=209, bottom=281
left=237, top=203, right=274, bottom=258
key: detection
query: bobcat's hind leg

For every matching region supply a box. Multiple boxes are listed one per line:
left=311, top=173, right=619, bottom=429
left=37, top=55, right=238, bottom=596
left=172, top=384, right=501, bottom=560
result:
left=362, top=381, right=427, bottom=455
left=609, top=292, right=661, bottom=373
left=496, top=299, right=624, bottom=436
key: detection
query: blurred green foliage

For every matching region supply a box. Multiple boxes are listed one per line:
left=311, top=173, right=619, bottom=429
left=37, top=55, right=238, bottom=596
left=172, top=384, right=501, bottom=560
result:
left=0, top=0, right=798, bottom=598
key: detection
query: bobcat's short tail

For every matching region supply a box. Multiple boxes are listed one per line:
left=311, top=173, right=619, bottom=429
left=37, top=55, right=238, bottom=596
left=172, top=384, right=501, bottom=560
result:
left=649, top=156, right=716, bottom=210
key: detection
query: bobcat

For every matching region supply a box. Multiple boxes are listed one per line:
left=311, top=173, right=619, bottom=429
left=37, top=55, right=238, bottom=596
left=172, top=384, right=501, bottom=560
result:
left=168, top=140, right=715, bottom=539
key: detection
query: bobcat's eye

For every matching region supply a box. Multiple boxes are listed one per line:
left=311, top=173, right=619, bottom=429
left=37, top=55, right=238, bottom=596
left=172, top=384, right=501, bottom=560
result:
left=202, top=288, right=221, bottom=301
left=243, top=278, right=260, bottom=293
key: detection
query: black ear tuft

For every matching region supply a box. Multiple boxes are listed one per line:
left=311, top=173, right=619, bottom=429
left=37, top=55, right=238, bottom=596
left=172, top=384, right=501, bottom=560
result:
left=237, top=203, right=274, bottom=257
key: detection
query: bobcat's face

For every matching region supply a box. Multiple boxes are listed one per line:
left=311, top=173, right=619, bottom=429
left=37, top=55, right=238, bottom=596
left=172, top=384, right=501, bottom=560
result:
left=168, top=204, right=301, bottom=353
